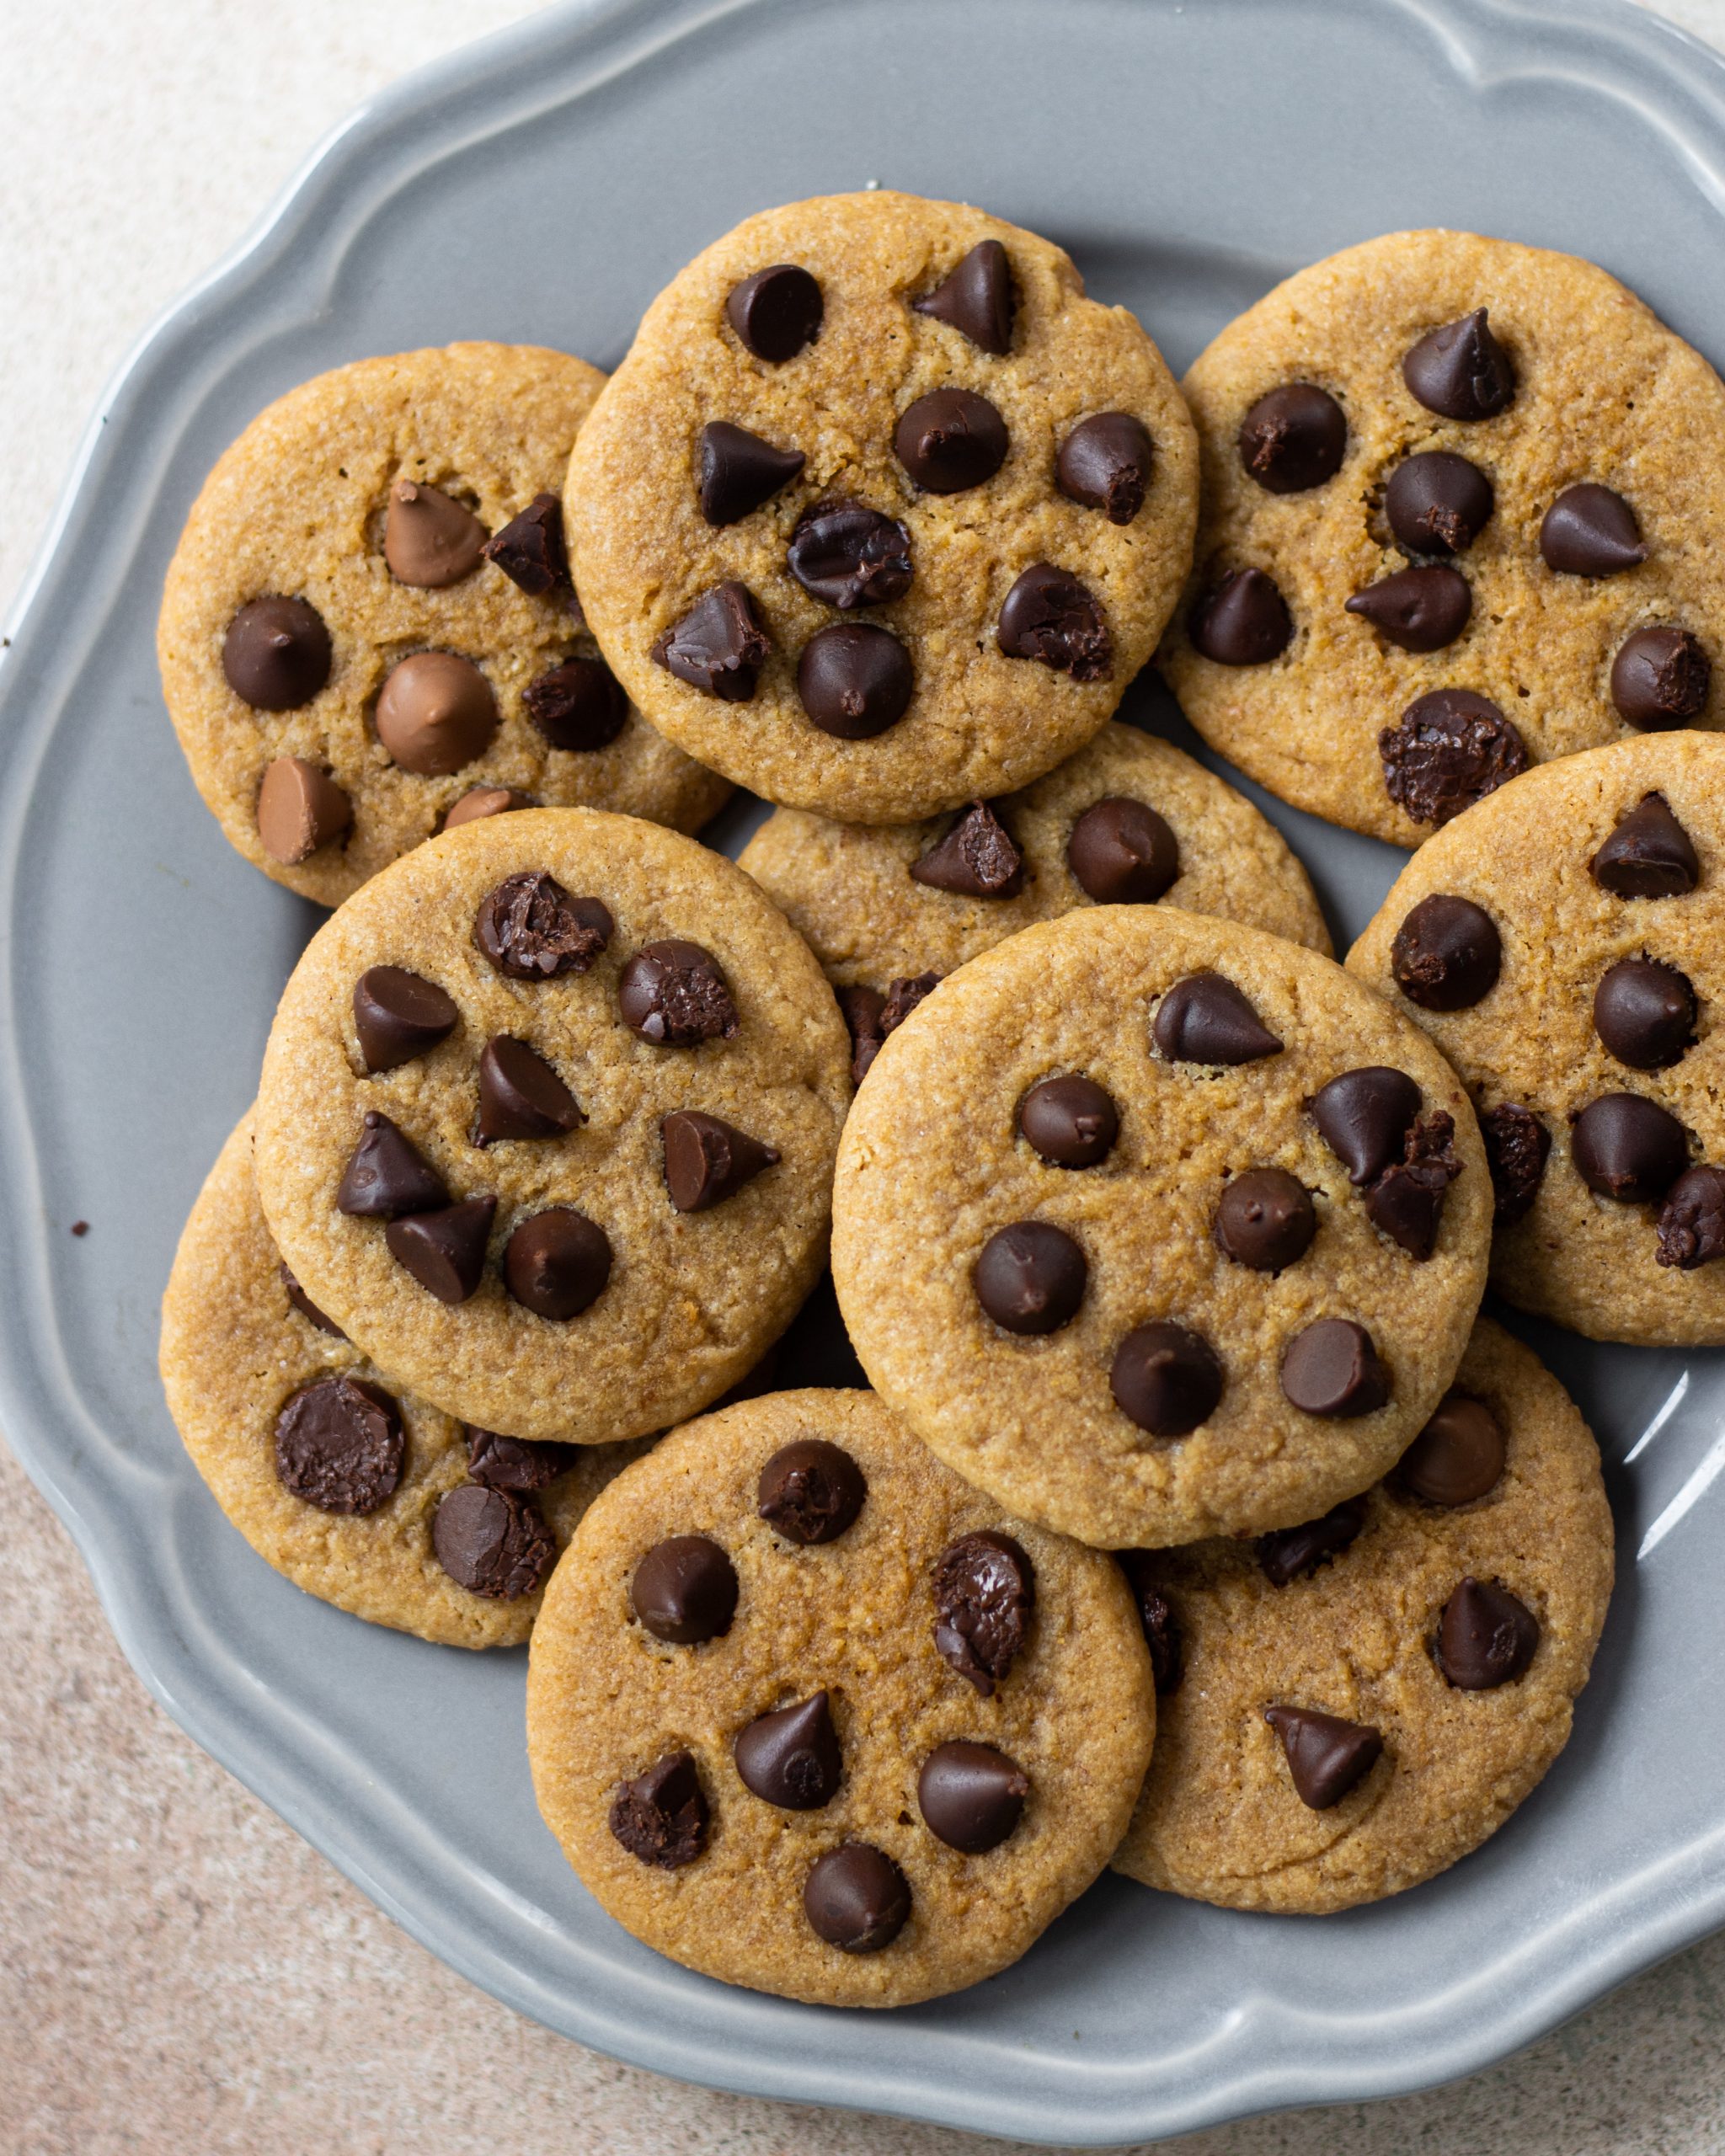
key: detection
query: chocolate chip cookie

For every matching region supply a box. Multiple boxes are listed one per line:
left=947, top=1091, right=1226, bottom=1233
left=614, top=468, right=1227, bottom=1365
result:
left=254, top=808, right=849, bottom=1441
left=159, top=343, right=730, bottom=904
left=526, top=1388, right=1153, bottom=2006
left=831, top=906, right=1491, bottom=1548
left=1112, top=1317, right=1613, bottom=1912
left=739, top=722, right=1331, bottom=1079
left=1348, top=732, right=1725, bottom=1343
left=160, top=1113, right=643, bottom=1646
left=1160, top=231, right=1725, bottom=846
left=567, top=192, right=1198, bottom=823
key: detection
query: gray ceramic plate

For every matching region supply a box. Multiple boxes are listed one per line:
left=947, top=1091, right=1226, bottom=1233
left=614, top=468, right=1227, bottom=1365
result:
left=8, top=0, right=1725, bottom=2140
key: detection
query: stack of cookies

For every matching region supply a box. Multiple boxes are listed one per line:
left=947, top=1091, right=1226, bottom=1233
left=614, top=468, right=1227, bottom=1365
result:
left=165, top=193, right=1725, bottom=2009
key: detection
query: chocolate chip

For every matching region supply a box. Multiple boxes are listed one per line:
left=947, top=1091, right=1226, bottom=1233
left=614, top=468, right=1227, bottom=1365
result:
left=894, top=387, right=1008, bottom=493
left=788, top=499, right=913, bottom=608
left=481, top=492, right=569, bottom=595
left=1056, top=412, right=1155, bottom=523
left=1345, top=565, right=1471, bottom=653
left=1365, top=1112, right=1462, bottom=1261
left=756, top=1438, right=866, bottom=1545
left=445, top=786, right=535, bottom=828
left=1540, top=484, right=1647, bottom=577
left=1590, top=792, right=1700, bottom=899
left=375, top=652, right=499, bottom=776
left=1117, top=1554, right=1183, bottom=1691
left=1435, top=1577, right=1539, bottom=1689
left=1236, top=384, right=1347, bottom=494
left=432, top=1484, right=554, bottom=1598
left=1188, top=568, right=1291, bottom=666
left=1311, top=1067, right=1423, bottom=1185
left=911, top=800, right=1023, bottom=897
left=69, top=1221, right=89, bottom=1238
left=843, top=973, right=940, bottom=1082
left=917, top=1741, right=1028, bottom=1853
left=1594, top=958, right=1696, bottom=1070
left=474, top=873, right=612, bottom=980
left=913, top=237, right=1014, bottom=353
left=1385, top=451, right=1494, bottom=556
left=1213, top=1169, right=1316, bottom=1273
left=524, top=657, right=629, bottom=752
left=1656, top=1164, right=1725, bottom=1268
left=1379, top=689, right=1528, bottom=826
left=631, top=1535, right=739, bottom=1644
left=466, top=1426, right=579, bottom=1492
left=1263, top=1705, right=1383, bottom=1809
left=503, top=1208, right=611, bottom=1320
left=697, top=420, right=806, bottom=526
left=734, top=1691, right=843, bottom=1809
left=804, top=1844, right=909, bottom=1953
left=475, top=1036, right=583, bottom=1145
left=617, top=939, right=738, bottom=1045
left=797, top=623, right=914, bottom=739
left=1571, top=1093, right=1689, bottom=1203
left=256, top=757, right=351, bottom=866
left=1390, top=894, right=1502, bottom=1011
left=1480, top=1102, right=1551, bottom=1224
left=1017, top=1075, right=1119, bottom=1167
left=650, top=581, right=771, bottom=701
left=1402, top=307, right=1515, bottom=420
left=279, top=1262, right=344, bottom=1337
left=726, top=264, right=822, bottom=360
left=1280, top=1319, right=1391, bottom=1417
left=610, top=1751, right=708, bottom=1868
left=1110, top=1322, right=1224, bottom=1438
left=973, top=1221, right=1087, bottom=1334
left=661, top=1109, right=779, bottom=1211
left=932, top=1530, right=1034, bottom=1696
left=1065, top=797, right=1178, bottom=905
left=223, top=596, right=332, bottom=710
left=1257, top=1497, right=1368, bottom=1586
left=273, top=1375, right=403, bottom=1513
left=1154, top=972, right=1282, bottom=1065
left=1397, top=1393, right=1505, bottom=1505
left=385, top=1195, right=495, bottom=1304
left=996, top=563, right=1113, bottom=681
left=881, top=972, right=938, bottom=1032
left=383, top=480, right=487, bottom=588
left=1611, top=627, right=1712, bottom=730
left=352, top=966, right=458, bottom=1073
left=336, top=1111, right=449, bottom=1218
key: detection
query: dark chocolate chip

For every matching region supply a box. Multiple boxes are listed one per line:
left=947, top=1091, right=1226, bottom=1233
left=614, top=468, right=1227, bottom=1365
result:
left=661, top=1109, right=779, bottom=1211
left=1257, top=1497, right=1368, bottom=1587
left=1480, top=1102, right=1551, bottom=1224
left=912, top=238, right=1014, bottom=353
left=336, top=1111, right=449, bottom=1218
left=1593, top=958, right=1696, bottom=1070
left=279, top=1262, right=344, bottom=1337
left=1117, top=1553, right=1183, bottom=1692
left=524, top=657, right=629, bottom=752
left=1380, top=689, right=1528, bottom=826
left=1188, top=568, right=1292, bottom=665
left=1154, top=972, right=1282, bottom=1064
left=797, top=622, right=914, bottom=739
left=610, top=1751, right=708, bottom=1868
left=465, top=1426, right=579, bottom=1492
left=445, top=786, right=536, bottom=829
left=1570, top=1093, right=1689, bottom=1203
left=223, top=596, right=332, bottom=710
left=1213, top=1169, right=1316, bottom=1273
left=650, top=580, right=771, bottom=701
left=1110, top=1322, right=1224, bottom=1438
left=734, top=1692, right=842, bottom=1810
left=932, top=1529, right=1034, bottom=1697
left=374, top=652, right=499, bottom=776
left=1311, top=1067, right=1423, bottom=1185
left=1066, top=797, right=1178, bottom=905
left=385, top=1195, right=496, bottom=1305
left=1402, top=307, right=1515, bottom=420
left=1590, top=792, right=1700, bottom=899
left=432, top=1483, right=555, bottom=1598
left=475, top=1036, right=584, bottom=1145
left=757, top=1438, right=866, bottom=1545
left=632, top=1535, right=739, bottom=1644
left=1656, top=1164, right=1725, bottom=1269
left=617, top=938, right=739, bottom=1045
left=1540, top=484, right=1647, bottom=577
left=911, top=800, right=1023, bottom=897
left=1611, top=627, right=1712, bottom=730
left=1345, top=565, right=1471, bottom=653
left=1390, top=894, right=1502, bottom=1011
left=481, top=492, right=569, bottom=595
left=973, top=1221, right=1087, bottom=1334
left=1385, top=451, right=1494, bottom=556
left=1236, top=383, right=1348, bottom=494
left=474, top=872, right=613, bottom=979
left=917, top=1741, right=1028, bottom=1853
left=844, top=973, right=940, bottom=1082
left=352, top=966, right=458, bottom=1074
left=803, top=1844, right=909, bottom=1953
left=503, top=1208, right=611, bottom=1320
left=1056, top=412, right=1155, bottom=523
left=697, top=420, right=806, bottom=526
left=1263, top=1705, right=1383, bottom=1809
left=894, top=387, right=1008, bottom=493
left=1435, top=1576, right=1539, bottom=1689
left=273, top=1375, right=403, bottom=1514
left=1397, top=1392, right=1506, bottom=1506
left=1017, top=1074, right=1119, bottom=1167
left=1364, top=1111, right=1462, bottom=1261
left=383, top=480, right=487, bottom=589
left=726, top=264, right=822, bottom=361
left=787, top=499, right=913, bottom=608
left=1280, top=1319, right=1391, bottom=1417
left=996, top=563, right=1113, bottom=681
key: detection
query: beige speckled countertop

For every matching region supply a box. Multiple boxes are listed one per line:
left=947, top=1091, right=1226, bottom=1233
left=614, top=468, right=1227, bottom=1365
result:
left=6, top=3, right=1725, bottom=2150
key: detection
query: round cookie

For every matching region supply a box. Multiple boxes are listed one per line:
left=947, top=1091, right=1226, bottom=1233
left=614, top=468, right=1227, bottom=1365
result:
left=161, top=1113, right=644, bottom=1647
left=740, top=723, right=1331, bottom=1079
left=1160, top=231, right=1725, bottom=846
left=1112, top=1317, right=1613, bottom=1913
left=832, top=906, right=1492, bottom=1549
left=567, top=192, right=1199, bottom=823
left=526, top=1389, right=1153, bottom=2007
left=1348, top=733, right=1725, bottom=1344
left=159, top=343, right=730, bottom=905
left=254, top=808, right=850, bottom=1442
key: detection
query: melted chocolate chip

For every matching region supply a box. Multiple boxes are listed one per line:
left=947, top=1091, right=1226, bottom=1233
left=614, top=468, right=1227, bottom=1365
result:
left=1154, top=972, right=1282, bottom=1064
left=1594, top=958, right=1696, bottom=1070
left=352, top=966, right=458, bottom=1073
left=1540, top=484, right=1647, bottom=576
left=1213, top=1169, right=1316, bottom=1273
left=1611, top=627, right=1711, bottom=730
left=797, top=622, right=913, bottom=739
left=1590, top=792, right=1700, bottom=899
left=610, top=1751, right=708, bottom=1867
left=1380, top=690, right=1528, bottom=826
left=1264, top=1705, right=1383, bottom=1809
left=1364, top=1111, right=1462, bottom=1261
left=1390, top=894, right=1502, bottom=1011
left=336, top=1112, right=449, bottom=1218
left=1117, top=1554, right=1183, bottom=1692
left=466, top=1426, right=579, bottom=1492
left=223, top=596, right=332, bottom=710
left=917, top=1741, right=1029, bottom=1853
left=894, top=387, right=1008, bottom=493
left=726, top=264, right=822, bottom=361
left=1066, top=797, right=1178, bottom=905
left=996, top=563, right=1112, bottom=681
left=803, top=1844, right=909, bottom=1952
left=932, top=1530, right=1034, bottom=1697
left=650, top=581, right=771, bottom=701
left=1311, top=1067, right=1423, bottom=1185
left=503, top=1209, right=611, bottom=1320
left=474, top=873, right=612, bottom=979
left=1280, top=1320, right=1391, bottom=1417
left=1110, top=1322, right=1224, bottom=1438
left=1188, top=568, right=1292, bottom=665
left=1656, top=1164, right=1725, bottom=1269
left=1571, top=1093, right=1689, bottom=1203
left=632, top=1535, right=739, bottom=1644
left=1345, top=566, right=1471, bottom=653
left=524, top=657, right=629, bottom=752
left=385, top=1196, right=496, bottom=1305
left=279, top=1262, right=344, bottom=1337
left=788, top=499, right=913, bottom=608
left=1480, top=1102, right=1551, bottom=1224
left=474, top=1036, right=584, bottom=1145
left=1237, top=383, right=1347, bottom=494
left=1257, top=1497, right=1368, bottom=1586
left=1385, top=451, right=1493, bottom=556
left=274, top=1376, right=403, bottom=1514
left=913, top=237, right=1014, bottom=352
left=661, top=1109, right=778, bottom=1210
left=1435, top=1577, right=1539, bottom=1689
left=973, top=1221, right=1087, bottom=1334
left=734, top=1692, right=843, bottom=1809
left=911, top=800, right=1023, bottom=897
left=482, top=492, right=569, bottom=595
left=696, top=420, right=806, bottom=526
left=757, top=1439, right=866, bottom=1545
left=1017, top=1074, right=1119, bottom=1167
left=383, top=480, right=487, bottom=589
left=617, top=939, right=739, bottom=1045
left=1056, top=412, right=1155, bottom=523
left=432, top=1483, right=554, bottom=1598
left=1397, top=1393, right=1505, bottom=1506
left=842, top=973, right=939, bottom=1084
left=1402, top=307, right=1515, bottom=420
